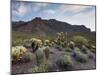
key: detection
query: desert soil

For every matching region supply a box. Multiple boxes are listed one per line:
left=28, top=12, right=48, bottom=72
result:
left=12, top=47, right=96, bottom=74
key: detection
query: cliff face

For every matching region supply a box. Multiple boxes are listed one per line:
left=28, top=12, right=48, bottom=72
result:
left=12, top=17, right=91, bottom=34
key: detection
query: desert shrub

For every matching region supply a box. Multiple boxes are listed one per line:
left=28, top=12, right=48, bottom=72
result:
left=64, top=47, right=72, bottom=52
left=32, top=61, right=52, bottom=73
left=73, top=47, right=80, bottom=53
left=20, top=52, right=33, bottom=63
left=56, top=45, right=63, bottom=51
left=90, top=46, right=96, bottom=53
left=81, top=45, right=89, bottom=54
left=72, top=36, right=88, bottom=47
left=87, top=40, right=96, bottom=49
left=61, top=51, right=72, bottom=56
left=88, top=51, right=94, bottom=59
left=90, top=48, right=96, bottom=53
left=23, top=43, right=31, bottom=48
left=12, top=39, right=24, bottom=46
left=12, top=46, right=27, bottom=62
left=68, top=41, right=75, bottom=49
left=35, top=48, right=45, bottom=66
left=56, top=55, right=73, bottom=70
left=43, top=47, right=50, bottom=60
left=91, top=45, right=96, bottom=49
left=73, top=48, right=88, bottom=63
left=32, top=65, right=48, bottom=73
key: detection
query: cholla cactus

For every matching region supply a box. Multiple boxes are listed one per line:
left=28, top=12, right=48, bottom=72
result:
left=55, top=32, right=67, bottom=47
left=30, top=38, right=43, bottom=52
left=49, top=41, right=55, bottom=47
left=30, top=38, right=42, bottom=46
left=30, top=38, right=37, bottom=42
left=68, top=41, right=75, bottom=49
left=44, top=40, right=50, bottom=46
left=35, top=48, right=45, bottom=66
left=12, top=46, right=27, bottom=61
left=43, top=46, right=50, bottom=60
left=36, top=39, right=43, bottom=47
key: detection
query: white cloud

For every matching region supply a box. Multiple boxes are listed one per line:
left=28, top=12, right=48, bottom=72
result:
left=35, top=3, right=48, bottom=7
left=59, top=5, right=92, bottom=14
left=17, top=4, right=28, bottom=15
left=12, top=3, right=31, bottom=16
left=75, top=10, right=95, bottom=31
left=60, top=9, right=95, bottom=31
left=55, top=5, right=95, bottom=31
left=32, top=2, right=48, bottom=12
left=43, top=9, right=56, bottom=14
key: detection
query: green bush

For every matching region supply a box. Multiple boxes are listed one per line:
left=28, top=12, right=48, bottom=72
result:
left=32, top=61, right=52, bottom=73
left=87, top=40, right=96, bottom=49
left=73, top=47, right=81, bottom=52
left=81, top=45, right=89, bottom=54
left=73, top=48, right=88, bottom=63
left=72, top=36, right=88, bottom=47
left=35, top=49, right=45, bottom=66
left=56, top=55, right=73, bottom=70
left=43, top=47, right=50, bottom=60
left=88, top=51, right=94, bottom=59
left=64, top=47, right=72, bottom=52
left=32, top=65, right=48, bottom=73
left=61, top=51, right=73, bottom=57
left=90, top=48, right=96, bottom=53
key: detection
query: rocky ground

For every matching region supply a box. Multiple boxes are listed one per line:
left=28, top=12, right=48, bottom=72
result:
left=12, top=47, right=96, bottom=74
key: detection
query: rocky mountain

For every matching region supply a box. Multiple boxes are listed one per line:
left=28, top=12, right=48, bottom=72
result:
left=12, top=17, right=92, bottom=33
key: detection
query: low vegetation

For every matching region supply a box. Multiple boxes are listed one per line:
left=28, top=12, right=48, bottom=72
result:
left=73, top=47, right=88, bottom=63
left=12, top=46, right=27, bottom=62
left=56, top=54, right=73, bottom=70
left=12, top=31, right=96, bottom=73
left=32, top=61, right=52, bottom=73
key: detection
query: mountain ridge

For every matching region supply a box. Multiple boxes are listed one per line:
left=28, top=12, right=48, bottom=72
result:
left=12, top=17, right=95, bottom=34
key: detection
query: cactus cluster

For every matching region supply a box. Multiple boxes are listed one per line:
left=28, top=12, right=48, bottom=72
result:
left=12, top=46, right=27, bottom=61
left=54, top=32, right=67, bottom=48
left=68, top=41, right=75, bottom=49
left=30, top=38, right=43, bottom=52
left=30, top=38, right=43, bottom=48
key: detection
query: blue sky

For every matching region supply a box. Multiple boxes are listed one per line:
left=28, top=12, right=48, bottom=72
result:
left=12, top=1, right=96, bottom=31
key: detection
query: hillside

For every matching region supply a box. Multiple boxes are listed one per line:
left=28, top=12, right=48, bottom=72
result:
left=12, top=17, right=96, bottom=40
left=12, top=17, right=92, bottom=32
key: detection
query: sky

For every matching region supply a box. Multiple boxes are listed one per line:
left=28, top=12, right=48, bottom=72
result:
left=11, top=1, right=96, bottom=31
